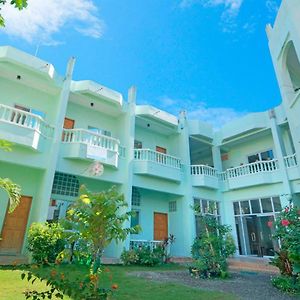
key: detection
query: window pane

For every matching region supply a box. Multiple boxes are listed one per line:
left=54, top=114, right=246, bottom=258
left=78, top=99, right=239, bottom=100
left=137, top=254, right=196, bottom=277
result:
left=131, top=211, right=139, bottom=227
left=202, top=200, right=208, bottom=214
left=134, top=140, right=143, bottom=149
left=272, top=197, right=282, bottom=212
left=233, top=202, right=240, bottom=215
left=261, top=198, right=273, bottom=213
left=248, top=154, right=259, bottom=163
left=250, top=199, right=261, bottom=214
left=261, top=150, right=274, bottom=160
left=195, top=215, right=205, bottom=237
left=241, top=201, right=250, bottom=214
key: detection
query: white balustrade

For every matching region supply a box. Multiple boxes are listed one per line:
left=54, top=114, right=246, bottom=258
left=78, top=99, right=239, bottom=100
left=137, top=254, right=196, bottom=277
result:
left=0, top=104, right=54, bottom=138
left=130, top=240, right=163, bottom=251
left=284, top=154, right=298, bottom=168
left=218, top=171, right=228, bottom=181
left=134, top=149, right=181, bottom=169
left=62, top=129, right=119, bottom=152
left=226, top=159, right=279, bottom=178
left=190, top=165, right=218, bottom=177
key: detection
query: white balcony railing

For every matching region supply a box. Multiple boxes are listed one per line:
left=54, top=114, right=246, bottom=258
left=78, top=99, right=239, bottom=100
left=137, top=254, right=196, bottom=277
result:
left=62, top=129, right=119, bottom=152
left=130, top=240, right=163, bottom=251
left=191, top=165, right=218, bottom=177
left=134, top=149, right=181, bottom=169
left=284, top=153, right=298, bottom=168
left=226, top=159, right=279, bottom=179
left=0, top=104, right=54, bottom=138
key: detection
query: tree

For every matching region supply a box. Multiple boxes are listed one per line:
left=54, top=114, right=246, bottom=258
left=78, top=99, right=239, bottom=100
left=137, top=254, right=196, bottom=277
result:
left=66, top=186, right=141, bottom=274
left=0, top=140, right=21, bottom=212
left=0, top=0, right=28, bottom=27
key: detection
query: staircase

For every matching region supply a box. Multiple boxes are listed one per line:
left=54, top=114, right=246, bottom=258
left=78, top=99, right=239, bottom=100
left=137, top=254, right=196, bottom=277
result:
left=228, top=257, right=279, bottom=273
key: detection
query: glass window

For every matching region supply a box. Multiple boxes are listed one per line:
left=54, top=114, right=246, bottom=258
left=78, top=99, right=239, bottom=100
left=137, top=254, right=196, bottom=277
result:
left=248, top=154, right=259, bottom=163
left=131, top=210, right=140, bottom=228
left=261, top=150, right=274, bottom=161
left=233, top=202, right=240, bottom=215
left=51, top=172, right=79, bottom=197
left=261, top=198, right=273, bottom=213
left=169, top=201, right=177, bottom=212
left=131, top=187, right=141, bottom=206
left=272, top=197, right=282, bottom=212
left=88, top=126, right=111, bottom=137
left=202, top=200, right=208, bottom=214
left=250, top=199, right=261, bottom=214
left=134, top=140, right=143, bottom=149
left=241, top=201, right=250, bottom=214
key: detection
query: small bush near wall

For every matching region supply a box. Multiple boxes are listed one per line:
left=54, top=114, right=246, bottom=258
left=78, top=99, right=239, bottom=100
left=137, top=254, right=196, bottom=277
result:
left=190, top=215, right=236, bottom=279
left=269, top=203, right=300, bottom=295
left=27, top=222, right=66, bottom=264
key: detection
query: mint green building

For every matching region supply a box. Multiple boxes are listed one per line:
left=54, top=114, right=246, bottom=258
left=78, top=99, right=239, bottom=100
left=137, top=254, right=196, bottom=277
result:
left=0, top=0, right=300, bottom=260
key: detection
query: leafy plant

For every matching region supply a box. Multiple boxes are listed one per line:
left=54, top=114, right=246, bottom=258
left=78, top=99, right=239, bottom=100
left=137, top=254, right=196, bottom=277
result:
left=190, top=215, right=236, bottom=278
left=65, top=186, right=141, bottom=273
left=0, top=0, right=28, bottom=26
left=271, top=276, right=300, bottom=295
left=27, top=222, right=66, bottom=264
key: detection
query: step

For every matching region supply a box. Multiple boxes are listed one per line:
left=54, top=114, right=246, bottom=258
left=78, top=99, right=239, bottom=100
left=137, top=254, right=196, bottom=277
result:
left=0, top=255, right=28, bottom=265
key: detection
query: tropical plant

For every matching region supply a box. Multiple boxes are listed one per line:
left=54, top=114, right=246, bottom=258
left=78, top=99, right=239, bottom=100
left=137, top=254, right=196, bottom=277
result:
left=65, top=186, right=141, bottom=273
left=27, top=222, right=66, bottom=264
left=0, top=0, right=28, bottom=26
left=0, top=139, right=21, bottom=213
left=190, top=215, right=236, bottom=278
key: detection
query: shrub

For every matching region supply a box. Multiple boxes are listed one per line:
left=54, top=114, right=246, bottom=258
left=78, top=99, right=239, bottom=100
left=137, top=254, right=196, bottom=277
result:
left=121, top=245, right=165, bottom=266
left=190, top=215, right=236, bottom=278
left=27, top=222, right=66, bottom=264
left=272, top=276, right=300, bottom=295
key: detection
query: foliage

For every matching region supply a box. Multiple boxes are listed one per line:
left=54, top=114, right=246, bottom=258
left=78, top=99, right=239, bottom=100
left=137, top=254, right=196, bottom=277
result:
left=190, top=215, right=236, bottom=278
left=271, top=276, right=300, bottom=295
left=0, top=140, right=21, bottom=213
left=65, top=186, right=141, bottom=273
left=21, top=265, right=113, bottom=300
left=0, top=0, right=28, bottom=26
left=27, top=222, right=66, bottom=264
left=270, top=204, right=300, bottom=276
left=121, top=235, right=175, bottom=266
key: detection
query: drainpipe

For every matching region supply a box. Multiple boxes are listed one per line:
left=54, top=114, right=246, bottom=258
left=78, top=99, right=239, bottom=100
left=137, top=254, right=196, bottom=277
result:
left=269, top=109, right=292, bottom=207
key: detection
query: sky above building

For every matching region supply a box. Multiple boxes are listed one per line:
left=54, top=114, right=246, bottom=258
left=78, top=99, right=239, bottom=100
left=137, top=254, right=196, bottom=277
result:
left=0, top=0, right=282, bottom=128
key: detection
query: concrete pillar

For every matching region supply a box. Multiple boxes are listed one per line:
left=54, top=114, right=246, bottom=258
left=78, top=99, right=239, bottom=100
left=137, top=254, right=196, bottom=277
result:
left=269, top=109, right=292, bottom=207
left=34, top=57, right=76, bottom=222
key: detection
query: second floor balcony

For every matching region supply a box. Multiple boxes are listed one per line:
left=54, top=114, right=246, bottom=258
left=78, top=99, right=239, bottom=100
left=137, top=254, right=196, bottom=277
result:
left=61, top=129, right=120, bottom=168
left=0, top=104, right=54, bottom=151
left=190, top=165, right=219, bottom=189
left=133, top=149, right=182, bottom=182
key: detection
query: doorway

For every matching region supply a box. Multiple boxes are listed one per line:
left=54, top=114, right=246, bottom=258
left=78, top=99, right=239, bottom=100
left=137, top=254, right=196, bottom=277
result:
left=154, top=212, right=168, bottom=241
left=0, top=196, right=32, bottom=254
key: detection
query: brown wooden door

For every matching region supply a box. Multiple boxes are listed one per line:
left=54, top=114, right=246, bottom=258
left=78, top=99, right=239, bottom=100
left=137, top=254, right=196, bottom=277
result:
left=62, top=117, right=75, bottom=141
left=154, top=212, right=168, bottom=241
left=0, top=196, right=32, bottom=254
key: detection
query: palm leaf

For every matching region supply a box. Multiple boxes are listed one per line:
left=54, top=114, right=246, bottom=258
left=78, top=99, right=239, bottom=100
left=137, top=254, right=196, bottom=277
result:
left=0, top=177, right=21, bottom=213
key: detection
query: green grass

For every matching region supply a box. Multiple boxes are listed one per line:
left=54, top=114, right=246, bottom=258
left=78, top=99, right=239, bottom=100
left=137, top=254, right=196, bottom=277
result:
left=0, top=264, right=237, bottom=300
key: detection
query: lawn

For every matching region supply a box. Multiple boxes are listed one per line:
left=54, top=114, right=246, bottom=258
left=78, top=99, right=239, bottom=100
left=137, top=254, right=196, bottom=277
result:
left=0, top=264, right=237, bottom=300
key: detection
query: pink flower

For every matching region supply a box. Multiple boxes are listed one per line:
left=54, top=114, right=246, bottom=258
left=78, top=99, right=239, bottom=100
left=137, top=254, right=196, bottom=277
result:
left=267, top=221, right=273, bottom=228
left=281, top=219, right=290, bottom=226
left=285, top=207, right=289, bottom=213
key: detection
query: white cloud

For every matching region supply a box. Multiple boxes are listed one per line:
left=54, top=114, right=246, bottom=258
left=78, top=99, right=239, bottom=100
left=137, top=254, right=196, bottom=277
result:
left=158, top=96, right=247, bottom=129
left=0, top=0, right=104, bottom=44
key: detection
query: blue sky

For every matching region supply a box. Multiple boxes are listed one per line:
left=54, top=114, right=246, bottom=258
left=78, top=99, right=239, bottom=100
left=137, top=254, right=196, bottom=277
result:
left=0, top=0, right=282, bottom=127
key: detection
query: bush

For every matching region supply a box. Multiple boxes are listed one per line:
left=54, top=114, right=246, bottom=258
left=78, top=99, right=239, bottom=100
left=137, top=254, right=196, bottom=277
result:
left=121, top=245, right=165, bottom=266
left=190, top=215, right=236, bottom=278
left=272, top=276, right=300, bottom=295
left=27, top=222, right=66, bottom=264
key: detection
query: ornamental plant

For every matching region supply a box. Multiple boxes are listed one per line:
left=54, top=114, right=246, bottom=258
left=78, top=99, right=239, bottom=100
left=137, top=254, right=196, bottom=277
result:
left=190, top=215, right=236, bottom=278
left=65, top=186, right=141, bottom=273
left=270, top=203, right=300, bottom=282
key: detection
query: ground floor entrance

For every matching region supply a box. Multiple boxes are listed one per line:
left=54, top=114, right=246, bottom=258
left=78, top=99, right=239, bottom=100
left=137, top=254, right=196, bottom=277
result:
left=154, top=212, right=168, bottom=241
left=0, top=196, right=32, bottom=254
left=233, top=197, right=281, bottom=257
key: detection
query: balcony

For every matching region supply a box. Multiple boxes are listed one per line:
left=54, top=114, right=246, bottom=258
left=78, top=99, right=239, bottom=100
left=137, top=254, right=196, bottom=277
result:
left=62, top=129, right=120, bottom=167
left=191, top=165, right=219, bottom=189
left=0, top=104, right=53, bottom=151
left=133, top=149, right=182, bottom=182
left=284, top=153, right=300, bottom=180
left=225, top=159, right=281, bottom=190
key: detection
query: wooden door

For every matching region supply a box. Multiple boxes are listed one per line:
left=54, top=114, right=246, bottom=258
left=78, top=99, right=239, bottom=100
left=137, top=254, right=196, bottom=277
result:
left=154, top=212, right=168, bottom=241
left=62, top=117, right=75, bottom=141
left=0, top=196, right=32, bottom=254
left=63, top=118, right=75, bottom=129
